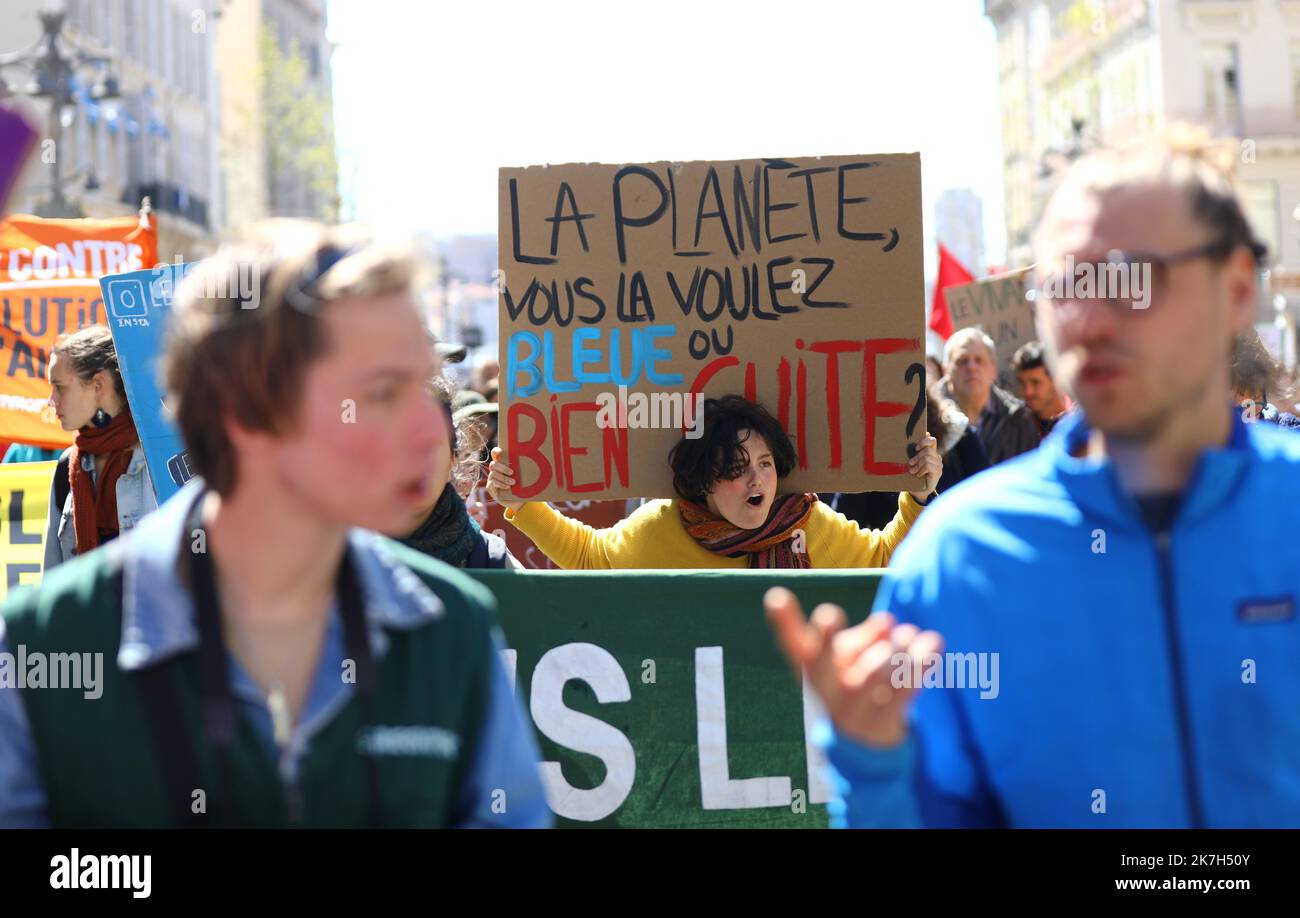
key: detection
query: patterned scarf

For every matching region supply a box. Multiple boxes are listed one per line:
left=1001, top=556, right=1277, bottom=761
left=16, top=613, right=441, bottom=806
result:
left=68, top=410, right=138, bottom=555
left=678, top=492, right=818, bottom=568
left=400, top=483, right=482, bottom=568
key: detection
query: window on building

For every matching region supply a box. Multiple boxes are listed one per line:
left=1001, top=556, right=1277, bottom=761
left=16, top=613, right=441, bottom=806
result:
left=180, top=8, right=192, bottom=96
left=169, top=7, right=179, bottom=91
left=163, top=2, right=173, bottom=82
left=143, top=0, right=153, bottom=73
left=77, top=102, right=91, bottom=180
left=1239, top=180, right=1280, bottom=267
left=198, top=29, right=208, bottom=100
left=1292, top=42, right=1300, bottom=121
left=176, top=128, right=187, bottom=199
left=79, top=0, right=96, bottom=38
left=123, top=0, right=137, bottom=64
left=104, top=120, right=116, bottom=190
left=128, top=0, right=142, bottom=69
left=188, top=14, right=200, bottom=97
left=1201, top=42, right=1240, bottom=127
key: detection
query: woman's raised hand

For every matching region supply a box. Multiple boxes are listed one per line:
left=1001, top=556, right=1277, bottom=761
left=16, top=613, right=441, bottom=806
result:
left=486, top=447, right=526, bottom=512
left=907, top=434, right=942, bottom=502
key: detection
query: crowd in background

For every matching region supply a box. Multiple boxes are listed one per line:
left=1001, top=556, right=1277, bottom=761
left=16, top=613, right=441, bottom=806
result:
left=3, top=126, right=1299, bottom=829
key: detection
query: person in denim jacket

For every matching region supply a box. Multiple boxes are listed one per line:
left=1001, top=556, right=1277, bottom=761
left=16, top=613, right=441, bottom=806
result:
left=42, top=325, right=156, bottom=570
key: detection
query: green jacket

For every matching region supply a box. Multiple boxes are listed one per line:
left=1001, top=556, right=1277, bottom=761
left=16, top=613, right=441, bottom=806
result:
left=0, top=482, right=550, bottom=828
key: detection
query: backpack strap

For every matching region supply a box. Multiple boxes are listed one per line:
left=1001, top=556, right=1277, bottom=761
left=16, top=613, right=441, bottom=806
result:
left=107, top=547, right=209, bottom=828
left=53, top=447, right=73, bottom=516
left=134, top=659, right=208, bottom=828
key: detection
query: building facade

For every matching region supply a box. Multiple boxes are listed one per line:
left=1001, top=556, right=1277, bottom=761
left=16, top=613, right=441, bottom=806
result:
left=259, top=0, right=337, bottom=222
left=206, top=0, right=339, bottom=233
left=214, top=0, right=269, bottom=231
left=986, top=0, right=1300, bottom=271
left=2, top=0, right=222, bottom=259
left=2, top=0, right=338, bottom=256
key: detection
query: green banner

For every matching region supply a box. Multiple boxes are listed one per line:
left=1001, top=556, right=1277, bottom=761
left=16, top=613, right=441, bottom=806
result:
left=469, top=569, right=882, bottom=828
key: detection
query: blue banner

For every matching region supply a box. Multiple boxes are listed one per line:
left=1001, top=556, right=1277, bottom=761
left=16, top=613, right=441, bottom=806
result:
left=98, top=264, right=194, bottom=505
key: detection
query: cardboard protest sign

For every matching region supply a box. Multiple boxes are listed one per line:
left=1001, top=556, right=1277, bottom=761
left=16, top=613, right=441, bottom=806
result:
left=0, top=214, right=157, bottom=449
left=100, top=263, right=195, bottom=505
left=944, top=268, right=1035, bottom=390
left=0, top=459, right=52, bottom=598
left=499, top=155, right=926, bottom=502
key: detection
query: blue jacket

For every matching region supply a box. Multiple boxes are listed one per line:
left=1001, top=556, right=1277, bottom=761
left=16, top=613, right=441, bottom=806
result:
left=822, top=408, right=1300, bottom=828
left=1259, top=402, right=1300, bottom=431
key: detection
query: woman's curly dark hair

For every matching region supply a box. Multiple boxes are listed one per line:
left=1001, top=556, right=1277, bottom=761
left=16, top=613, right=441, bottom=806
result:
left=668, top=395, right=798, bottom=503
left=428, top=372, right=489, bottom=500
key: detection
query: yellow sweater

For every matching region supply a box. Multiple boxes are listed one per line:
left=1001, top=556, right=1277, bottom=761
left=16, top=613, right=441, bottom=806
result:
left=504, top=493, right=926, bottom=570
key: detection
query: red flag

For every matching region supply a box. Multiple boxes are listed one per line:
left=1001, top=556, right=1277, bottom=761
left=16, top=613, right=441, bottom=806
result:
left=929, top=243, right=975, bottom=341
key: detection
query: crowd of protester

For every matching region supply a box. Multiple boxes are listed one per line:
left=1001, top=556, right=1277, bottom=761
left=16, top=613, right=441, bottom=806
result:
left=2, top=126, right=1298, bottom=828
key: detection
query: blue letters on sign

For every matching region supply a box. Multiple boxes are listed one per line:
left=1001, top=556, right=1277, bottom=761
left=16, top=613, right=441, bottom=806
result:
left=505, top=325, right=683, bottom=397
left=506, top=331, right=543, bottom=398
left=644, top=326, right=682, bottom=386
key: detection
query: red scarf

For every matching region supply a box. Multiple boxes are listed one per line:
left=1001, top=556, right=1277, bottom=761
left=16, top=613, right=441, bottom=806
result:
left=68, top=411, right=138, bottom=555
left=678, top=492, right=817, bottom=568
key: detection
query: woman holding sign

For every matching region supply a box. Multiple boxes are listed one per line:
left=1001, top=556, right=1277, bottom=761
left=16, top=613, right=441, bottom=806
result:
left=42, top=325, right=156, bottom=569
left=486, top=395, right=940, bottom=569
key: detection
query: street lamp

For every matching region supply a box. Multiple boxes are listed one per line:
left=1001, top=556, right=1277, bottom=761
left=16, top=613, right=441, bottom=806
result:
left=0, top=6, right=121, bottom=218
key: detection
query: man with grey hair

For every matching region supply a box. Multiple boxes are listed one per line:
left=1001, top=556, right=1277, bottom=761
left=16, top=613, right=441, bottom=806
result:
left=941, top=326, right=1041, bottom=465
left=768, top=128, right=1300, bottom=827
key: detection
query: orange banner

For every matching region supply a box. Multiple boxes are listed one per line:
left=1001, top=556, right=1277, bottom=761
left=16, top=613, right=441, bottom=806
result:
left=0, top=214, right=157, bottom=449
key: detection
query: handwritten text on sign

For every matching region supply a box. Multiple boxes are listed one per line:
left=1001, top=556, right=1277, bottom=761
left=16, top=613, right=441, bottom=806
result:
left=944, top=269, right=1034, bottom=390
left=498, top=155, right=926, bottom=501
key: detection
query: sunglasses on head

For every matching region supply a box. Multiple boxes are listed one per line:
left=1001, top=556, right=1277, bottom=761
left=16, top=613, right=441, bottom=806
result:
left=281, top=243, right=363, bottom=314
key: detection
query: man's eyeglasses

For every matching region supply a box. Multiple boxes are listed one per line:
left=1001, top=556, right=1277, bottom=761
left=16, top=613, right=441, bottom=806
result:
left=1028, top=239, right=1239, bottom=313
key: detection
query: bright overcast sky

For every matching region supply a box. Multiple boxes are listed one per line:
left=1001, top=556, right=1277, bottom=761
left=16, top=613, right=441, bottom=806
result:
left=328, top=0, right=1007, bottom=272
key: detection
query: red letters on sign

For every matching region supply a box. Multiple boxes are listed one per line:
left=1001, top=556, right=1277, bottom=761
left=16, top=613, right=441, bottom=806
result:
left=862, top=338, right=915, bottom=475
left=510, top=336, right=919, bottom=497
left=507, top=399, right=631, bottom=498
left=809, top=339, right=865, bottom=470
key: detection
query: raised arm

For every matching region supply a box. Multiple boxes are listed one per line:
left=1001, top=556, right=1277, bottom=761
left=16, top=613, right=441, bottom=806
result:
left=812, top=434, right=940, bottom=568
left=812, top=492, right=926, bottom=568
left=487, top=447, right=633, bottom=570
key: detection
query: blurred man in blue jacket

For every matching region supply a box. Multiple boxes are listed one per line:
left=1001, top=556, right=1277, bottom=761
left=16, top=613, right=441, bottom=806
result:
left=768, top=130, right=1300, bottom=828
